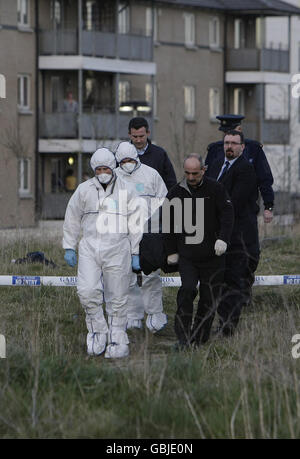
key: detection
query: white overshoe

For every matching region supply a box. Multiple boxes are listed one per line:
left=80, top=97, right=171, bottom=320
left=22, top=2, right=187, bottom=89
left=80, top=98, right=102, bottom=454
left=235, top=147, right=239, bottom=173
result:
left=146, top=312, right=167, bottom=333
left=87, top=332, right=107, bottom=356
left=126, top=318, right=143, bottom=330
left=105, top=329, right=129, bottom=359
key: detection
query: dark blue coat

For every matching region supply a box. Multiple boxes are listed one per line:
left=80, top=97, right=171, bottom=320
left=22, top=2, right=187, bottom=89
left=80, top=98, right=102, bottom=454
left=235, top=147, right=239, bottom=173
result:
left=138, top=140, right=177, bottom=191
left=205, top=139, right=274, bottom=209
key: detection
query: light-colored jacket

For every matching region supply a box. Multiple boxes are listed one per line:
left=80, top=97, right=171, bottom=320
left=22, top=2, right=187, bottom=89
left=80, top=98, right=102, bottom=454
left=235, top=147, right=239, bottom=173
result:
left=62, top=174, right=144, bottom=254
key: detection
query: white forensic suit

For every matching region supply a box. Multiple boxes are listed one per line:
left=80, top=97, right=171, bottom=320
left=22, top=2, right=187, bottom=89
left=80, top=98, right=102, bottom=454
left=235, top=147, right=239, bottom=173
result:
left=63, top=148, right=143, bottom=358
left=115, top=141, right=168, bottom=333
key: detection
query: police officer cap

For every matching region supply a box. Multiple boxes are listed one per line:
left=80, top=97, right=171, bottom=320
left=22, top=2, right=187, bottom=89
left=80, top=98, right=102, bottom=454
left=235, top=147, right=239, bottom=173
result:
left=216, top=114, right=245, bottom=132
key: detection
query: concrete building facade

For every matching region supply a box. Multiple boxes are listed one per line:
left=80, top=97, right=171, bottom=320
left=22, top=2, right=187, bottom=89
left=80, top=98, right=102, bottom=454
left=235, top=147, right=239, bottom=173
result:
left=1, top=0, right=300, bottom=225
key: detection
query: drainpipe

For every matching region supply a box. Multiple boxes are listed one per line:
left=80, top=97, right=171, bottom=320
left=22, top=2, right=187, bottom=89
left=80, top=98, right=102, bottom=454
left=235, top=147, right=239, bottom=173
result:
left=223, top=13, right=228, bottom=112
left=34, top=0, right=40, bottom=222
left=78, top=0, right=83, bottom=183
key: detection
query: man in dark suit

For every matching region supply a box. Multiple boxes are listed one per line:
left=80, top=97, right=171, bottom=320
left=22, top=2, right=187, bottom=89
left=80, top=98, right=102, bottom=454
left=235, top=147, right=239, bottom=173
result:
left=128, top=117, right=177, bottom=191
left=208, top=130, right=258, bottom=336
left=206, top=115, right=274, bottom=304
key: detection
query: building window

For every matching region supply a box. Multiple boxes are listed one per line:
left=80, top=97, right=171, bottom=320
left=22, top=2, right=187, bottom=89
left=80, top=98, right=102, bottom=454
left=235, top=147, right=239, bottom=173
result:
left=118, top=2, right=129, bottom=34
left=51, top=0, right=62, bottom=26
left=234, top=19, right=245, bottom=49
left=119, top=81, right=130, bottom=104
left=209, top=17, right=220, bottom=48
left=17, top=0, right=30, bottom=27
left=18, top=74, right=30, bottom=110
left=146, top=7, right=158, bottom=41
left=265, top=84, right=289, bottom=120
left=145, top=82, right=157, bottom=117
left=184, top=13, right=195, bottom=47
left=19, top=158, right=30, bottom=194
left=233, top=88, right=245, bottom=115
left=184, top=86, right=195, bottom=120
left=209, top=88, right=220, bottom=120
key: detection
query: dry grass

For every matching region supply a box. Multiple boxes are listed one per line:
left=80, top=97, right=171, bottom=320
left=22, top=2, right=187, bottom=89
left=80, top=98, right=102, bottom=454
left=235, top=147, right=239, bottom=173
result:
left=0, top=221, right=300, bottom=438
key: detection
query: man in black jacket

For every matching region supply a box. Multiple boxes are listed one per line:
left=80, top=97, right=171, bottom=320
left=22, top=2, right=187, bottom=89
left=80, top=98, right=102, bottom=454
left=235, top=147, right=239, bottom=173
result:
left=128, top=117, right=177, bottom=191
left=208, top=130, right=258, bottom=336
left=164, top=154, right=234, bottom=349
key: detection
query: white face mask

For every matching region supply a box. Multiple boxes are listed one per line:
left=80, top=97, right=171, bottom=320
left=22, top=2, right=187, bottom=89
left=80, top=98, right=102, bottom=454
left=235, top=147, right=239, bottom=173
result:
left=97, top=173, right=112, bottom=184
left=121, top=162, right=137, bottom=174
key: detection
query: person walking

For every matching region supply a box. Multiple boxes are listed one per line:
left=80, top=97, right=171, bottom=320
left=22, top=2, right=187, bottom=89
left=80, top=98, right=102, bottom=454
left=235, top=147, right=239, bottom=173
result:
left=63, top=147, right=143, bottom=358
left=164, top=154, right=234, bottom=349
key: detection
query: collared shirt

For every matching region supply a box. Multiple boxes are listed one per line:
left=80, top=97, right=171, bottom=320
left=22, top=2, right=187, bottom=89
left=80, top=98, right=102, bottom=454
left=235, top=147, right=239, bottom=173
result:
left=217, top=156, right=239, bottom=180
left=136, top=144, right=149, bottom=156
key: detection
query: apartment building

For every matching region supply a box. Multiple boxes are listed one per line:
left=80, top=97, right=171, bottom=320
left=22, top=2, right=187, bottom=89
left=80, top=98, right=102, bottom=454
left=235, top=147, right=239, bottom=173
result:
left=0, top=0, right=36, bottom=227
left=1, top=0, right=300, bottom=225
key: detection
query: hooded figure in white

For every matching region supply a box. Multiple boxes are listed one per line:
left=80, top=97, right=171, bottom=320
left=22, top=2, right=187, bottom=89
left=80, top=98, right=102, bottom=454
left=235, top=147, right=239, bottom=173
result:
left=115, top=141, right=168, bottom=333
left=63, top=147, right=143, bottom=358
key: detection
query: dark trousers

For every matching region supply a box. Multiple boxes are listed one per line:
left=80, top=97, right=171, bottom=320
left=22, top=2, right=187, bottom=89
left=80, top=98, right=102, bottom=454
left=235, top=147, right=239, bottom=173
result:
left=175, top=256, right=225, bottom=345
left=217, top=245, right=256, bottom=334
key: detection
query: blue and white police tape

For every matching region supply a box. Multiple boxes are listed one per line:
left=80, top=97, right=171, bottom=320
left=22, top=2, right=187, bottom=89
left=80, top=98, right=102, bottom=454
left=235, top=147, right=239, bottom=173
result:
left=1, top=275, right=300, bottom=287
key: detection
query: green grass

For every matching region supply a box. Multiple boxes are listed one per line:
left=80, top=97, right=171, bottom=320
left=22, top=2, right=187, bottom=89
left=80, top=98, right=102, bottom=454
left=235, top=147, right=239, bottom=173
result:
left=0, top=231, right=300, bottom=438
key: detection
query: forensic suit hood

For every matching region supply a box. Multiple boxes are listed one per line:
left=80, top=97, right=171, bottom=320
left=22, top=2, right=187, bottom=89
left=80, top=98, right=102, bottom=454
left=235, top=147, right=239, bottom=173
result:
left=90, top=147, right=117, bottom=172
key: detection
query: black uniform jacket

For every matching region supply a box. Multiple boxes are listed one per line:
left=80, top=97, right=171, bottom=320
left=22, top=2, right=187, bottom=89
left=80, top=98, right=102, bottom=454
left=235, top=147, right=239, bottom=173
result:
left=206, top=139, right=274, bottom=209
left=163, top=176, right=234, bottom=263
left=209, top=155, right=258, bottom=248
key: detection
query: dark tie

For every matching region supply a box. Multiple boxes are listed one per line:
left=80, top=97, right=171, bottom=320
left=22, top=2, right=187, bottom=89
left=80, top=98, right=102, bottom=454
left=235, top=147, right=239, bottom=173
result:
left=218, top=161, right=230, bottom=181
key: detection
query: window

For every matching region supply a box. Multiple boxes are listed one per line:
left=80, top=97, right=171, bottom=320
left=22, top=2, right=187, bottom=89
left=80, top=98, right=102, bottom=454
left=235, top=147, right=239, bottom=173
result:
left=19, top=158, right=30, bottom=194
left=234, top=19, right=245, bottom=49
left=184, top=13, right=195, bottom=47
left=233, top=88, right=245, bottom=115
left=51, top=0, right=62, bottom=27
left=17, top=0, right=29, bottom=27
left=118, top=2, right=129, bottom=34
left=209, top=88, right=220, bottom=119
left=18, top=74, right=30, bottom=110
left=119, top=81, right=130, bottom=104
left=265, top=84, right=289, bottom=120
left=184, top=86, right=195, bottom=119
left=209, top=17, right=220, bottom=48
left=146, top=7, right=158, bottom=41
left=145, top=82, right=157, bottom=117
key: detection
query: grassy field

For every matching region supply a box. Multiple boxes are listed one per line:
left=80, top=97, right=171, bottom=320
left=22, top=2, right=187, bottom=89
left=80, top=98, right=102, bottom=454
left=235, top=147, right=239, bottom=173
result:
left=0, top=223, right=300, bottom=439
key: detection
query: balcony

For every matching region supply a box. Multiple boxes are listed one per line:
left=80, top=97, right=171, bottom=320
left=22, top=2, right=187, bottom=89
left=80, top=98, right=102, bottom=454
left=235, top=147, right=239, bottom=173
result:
left=226, top=48, right=289, bottom=73
left=243, top=120, right=290, bottom=144
left=39, top=29, right=153, bottom=61
left=39, top=112, right=151, bottom=140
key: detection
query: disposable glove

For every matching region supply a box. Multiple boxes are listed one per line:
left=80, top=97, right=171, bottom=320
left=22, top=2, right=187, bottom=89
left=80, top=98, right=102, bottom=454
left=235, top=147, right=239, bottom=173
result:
left=214, top=239, right=227, bottom=256
left=167, top=253, right=179, bottom=265
left=131, top=254, right=141, bottom=272
left=64, top=249, right=77, bottom=267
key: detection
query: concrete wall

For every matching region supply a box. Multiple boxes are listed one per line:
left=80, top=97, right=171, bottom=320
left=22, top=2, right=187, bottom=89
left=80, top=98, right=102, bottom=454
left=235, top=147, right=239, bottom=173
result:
left=0, top=0, right=36, bottom=228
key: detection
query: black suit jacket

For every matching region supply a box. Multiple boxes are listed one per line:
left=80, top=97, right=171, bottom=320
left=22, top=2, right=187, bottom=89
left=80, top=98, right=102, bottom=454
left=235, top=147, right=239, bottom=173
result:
left=209, top=156, right=259, bottom=248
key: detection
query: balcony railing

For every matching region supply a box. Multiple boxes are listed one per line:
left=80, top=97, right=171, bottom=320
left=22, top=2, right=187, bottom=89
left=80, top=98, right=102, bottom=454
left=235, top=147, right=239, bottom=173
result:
left=226, top=48, right=289, bottom=72
left=39, top=112, right=151, bottom=140
left=243, top=120, right=290, bottom=144
left=39, top=29, right=153, bottom=61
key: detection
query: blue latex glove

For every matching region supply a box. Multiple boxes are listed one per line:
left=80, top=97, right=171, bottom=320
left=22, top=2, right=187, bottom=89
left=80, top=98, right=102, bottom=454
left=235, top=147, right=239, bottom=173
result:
left=64, top=249, right=77, bottom=267
left=131, top=254, right=141, bottom=272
